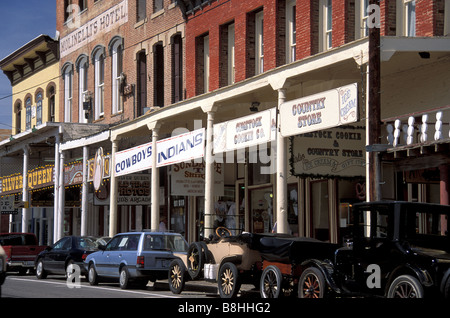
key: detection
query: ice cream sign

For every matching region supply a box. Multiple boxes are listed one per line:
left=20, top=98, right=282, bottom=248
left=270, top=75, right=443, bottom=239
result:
left=280, top=83, right=358, bottom=138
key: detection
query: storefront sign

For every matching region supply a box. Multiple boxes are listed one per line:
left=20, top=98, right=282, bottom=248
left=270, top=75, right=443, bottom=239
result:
left=213, top=108, right=276, bottom=153
left=28, top=166, right=54, bottom=190
left=60, top=0, right=128, bottom=58
left=170, top=161, right=224, bottom=196
left=0, top=195, right=17, bottom=215
left=115, top=142, right=153, bottom=177
left=0, top=175, right=23, bottom=194
left=94, top=174, right=151, bottom=205
left=157, top=128, right=205, bottom=167
left=280, top=83, right=358, bottom=137
left=291, top=127, right=366, bottom=178
left=64, top=162, right=83, bottom=186
left=88, top=153, right=111, bottom=182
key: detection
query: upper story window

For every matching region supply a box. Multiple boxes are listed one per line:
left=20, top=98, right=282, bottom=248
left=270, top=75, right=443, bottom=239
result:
left=154, top=0, right=164, bottom=13
left=320, top=0, right=333, bottom=51
left=93, top=47, right=105, bottom=120
left=172, top=33, right=183, bottom=103
left=404, top=0, right=416, bottom=36
left=35, top=91, right=43, bottom=126
left=361, top=0, right=370, bottom=38
left=137, top=0, right=147, bottom=22
left=14, top=101, right=22, bottom=134
left=255, top=10, right=264, bottom=75
left=286, top=0, right=297, bottom=63
left=79, top=0, right=87, bottom=12
left=25, top=97, right=32, bottom=130
left=445, top=0, right=450, bottom=36
left=195, top=33, right=210, bottom=95
left=110, top=37, right=124, bottom=115
left=76, top=55, right=89, bottom=123
left=62, top=63, right=73, bottom=123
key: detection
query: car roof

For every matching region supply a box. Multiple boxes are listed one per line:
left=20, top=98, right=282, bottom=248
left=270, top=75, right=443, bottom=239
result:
left=114, top=231, right=183, bottom=236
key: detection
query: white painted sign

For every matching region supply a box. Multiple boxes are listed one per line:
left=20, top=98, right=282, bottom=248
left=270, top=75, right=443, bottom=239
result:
left=156, top=128, right=205, bottom=167
left=114, top=128, right=205, bottom=176
left=170, top=162, right=224, bottom=196
left=60, top=0, right=128, bottom=58
left=213, top=108, right=276, bottom=153
left=280, top=83, right=358, bottom=137
left=291, top=126, right=366, bottom=178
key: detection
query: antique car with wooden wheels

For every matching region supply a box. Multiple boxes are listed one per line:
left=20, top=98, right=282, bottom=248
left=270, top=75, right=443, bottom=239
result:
left=169, top=227, right=263, bottom=298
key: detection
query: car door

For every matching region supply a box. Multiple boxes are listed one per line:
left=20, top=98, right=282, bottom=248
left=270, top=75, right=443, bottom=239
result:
left=95, top=235, right=122, bottom=277
left=44, top=237, right=71, bottom=273
left=107, top=234, right=141, bottom=277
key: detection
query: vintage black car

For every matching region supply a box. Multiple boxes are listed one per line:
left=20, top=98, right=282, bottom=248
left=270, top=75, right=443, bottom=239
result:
left=298, top=201, right=450, bottom=298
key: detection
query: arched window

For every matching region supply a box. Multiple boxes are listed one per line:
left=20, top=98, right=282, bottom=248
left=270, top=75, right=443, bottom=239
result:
left=76, top=54, right=89, bottom=123
left=14, top=100, right=22, bottom=134
left=109, top=36, right=124, bottom=114
left=35, top=90, right=43, bottom=126
left=62, top=62, right=74, bottom=123
left=25, top=96, right=32, bottom=130
left=92, top=45, right=105, bottom=120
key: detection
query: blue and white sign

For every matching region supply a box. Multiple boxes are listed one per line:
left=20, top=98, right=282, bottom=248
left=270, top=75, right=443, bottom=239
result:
left=114, top=128, right=206, bottom=176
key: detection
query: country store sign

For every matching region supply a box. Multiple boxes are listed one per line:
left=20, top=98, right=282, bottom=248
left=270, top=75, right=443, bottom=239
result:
left=280, top=83, right=358, bottom=137
left=114, top=128, right=205, bottom=177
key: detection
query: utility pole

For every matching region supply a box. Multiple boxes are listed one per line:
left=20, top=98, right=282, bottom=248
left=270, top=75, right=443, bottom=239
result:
left=368, top=0, right=381, bottom=201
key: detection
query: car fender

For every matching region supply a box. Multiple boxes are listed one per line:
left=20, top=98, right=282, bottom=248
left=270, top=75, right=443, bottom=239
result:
left=439, top=268, right=450, bottom=295
left=301, top=258, right=341, bottom=294
left=387, top=264, right=433, bottom=292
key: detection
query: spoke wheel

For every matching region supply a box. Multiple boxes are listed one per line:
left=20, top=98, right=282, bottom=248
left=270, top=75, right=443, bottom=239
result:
left=218, top=262, right=240, bottom=298
left=298, top=267, right=326, bottom=299
left=387, top=275, right=423, bottom=298
left=169, top=259, right=186, bottom=294
left=260, top=265, right=282, bottom=298
left=187, top=242, right=205, bottom=279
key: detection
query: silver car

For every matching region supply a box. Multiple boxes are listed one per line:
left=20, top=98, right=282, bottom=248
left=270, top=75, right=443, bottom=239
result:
left=84, top=231, right=188, bottom=289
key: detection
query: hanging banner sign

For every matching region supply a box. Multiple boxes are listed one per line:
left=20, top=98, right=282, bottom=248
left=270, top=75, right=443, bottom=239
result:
left=114, top=128, right=206, bottom=177
left=64, top=162, right=83, bottom=186
left=115, top=142, right=153, bottom=177
left=280, top=83, right=358, bottom=138
left=291, top=126, right=366, bottom=178
left=213, top=108, right=276, bottom=154
left=28, top=167, right=54, bottom=190
left=156, top=128, right=205, bottom=167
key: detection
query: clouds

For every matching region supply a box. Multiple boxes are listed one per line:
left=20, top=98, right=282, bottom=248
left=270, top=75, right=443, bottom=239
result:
left=0, top=1, right=56, bottom=130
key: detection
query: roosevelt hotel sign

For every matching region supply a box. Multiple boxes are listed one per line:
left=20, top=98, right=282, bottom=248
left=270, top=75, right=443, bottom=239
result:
left=60, top=0, right=128, bottom=58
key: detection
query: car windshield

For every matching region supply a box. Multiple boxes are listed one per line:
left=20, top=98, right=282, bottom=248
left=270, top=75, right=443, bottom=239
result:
left=74, top=237, right=99, bottom=250
left=0, top=234, right=36, bottom=246
left=143, top=234, right=188, bottom=252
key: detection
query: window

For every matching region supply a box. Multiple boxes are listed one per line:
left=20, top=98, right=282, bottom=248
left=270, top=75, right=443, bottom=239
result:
left=77, top=55, right=89, bottom=123
left=154, top=0, right=164, bottom=13
left=286, top=0, right=297, bottom=63
left=48, top=86, right=56, bottom=122
left=325, top=0, right=333, bottom=50
left=79, top=0, right=87, bottom=12
left=93, top=46, right=105, bottom=120
left=255, top=11, right=264, bottom=75
left=64, top=0, right=70, bottom=23
left=404, top=0, right=416, bottom=36
left=137, top=51, right=147, bottom=116
left=14, top=101, right=22, bottom=134
left=445, top=0, right=450, bottom=36
left=110, top=37, right=124, bottom=114
left=154, top=42, right=164, bottom=106
left=36, top=92, right=43, bottom=126
left=227, top=23, right=236, bottom=85
left=137, top=0, right=146, bottom=22
left=63, top=63, right=73, bottom=123
left=172, top=33, right=183, bottom=103
left=203, top=35, right=210, bottom=92
left=361, top=0, right=370, bottom=37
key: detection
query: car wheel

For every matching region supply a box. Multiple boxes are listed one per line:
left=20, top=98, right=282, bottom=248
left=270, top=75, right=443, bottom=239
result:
left=387, top=275, right=424, bottom=298
left=88, top=264, right=99, bottom=286
left=298, top=267, right=326, bottom=298
left=218, top=262, right=241, bottom=298
left=119, top=266, right=131, bottom=289
left=260, top=265, right=283, bottom=298
left=35, top=259, right=47, bottom=279
left=444, top=276, right=450, bottom=299
left=169, top=259, right=186, bottom=294
left=187, top=242, right=205, bottom=280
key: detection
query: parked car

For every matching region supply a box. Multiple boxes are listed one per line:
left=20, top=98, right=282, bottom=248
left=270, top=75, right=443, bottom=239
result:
left=85, top=231, right=189, bottom=289
left=0, top=246, right=6, bottom=297
left=0, top=233, right=47, bottom=274
left=35, top=236, right=101, bottom=279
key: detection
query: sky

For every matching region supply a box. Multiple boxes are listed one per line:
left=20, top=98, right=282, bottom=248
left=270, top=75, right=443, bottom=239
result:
left=0, top=1, right=56, bottom=132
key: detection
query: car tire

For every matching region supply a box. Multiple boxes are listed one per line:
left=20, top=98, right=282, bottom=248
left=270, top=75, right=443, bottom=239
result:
left=444, top=277, right=450, bottom=299
left=35, top=259, right=47, bottom=279
left=119, top=266, right=131, bottom=289
left=218, top=262, right=241, bottom=298
left=187, top=242, right=205, bottom=280
left=387, top=275, right=424, bottom=298
left=260, top=265, right=283, bottom=298
left=88, top=264, right=99, bottom=286
left=169, top=259, right=186, bottom=294
left=298, top=267, right=326, bottom=298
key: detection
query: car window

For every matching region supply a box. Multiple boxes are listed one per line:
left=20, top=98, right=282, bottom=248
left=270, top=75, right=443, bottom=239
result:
left=53, top=237, right=71, bottom=251
left=143, top=234, right=188, bottom=252
left=106, top=234, right=141, bottom=251
left=75, top=237, right=98, bottom=250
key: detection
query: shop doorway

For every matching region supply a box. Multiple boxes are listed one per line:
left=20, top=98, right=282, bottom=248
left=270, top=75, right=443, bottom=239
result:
left=309, top=180, right=330, bottom=241
left=249, top=186, right=274, bottom=233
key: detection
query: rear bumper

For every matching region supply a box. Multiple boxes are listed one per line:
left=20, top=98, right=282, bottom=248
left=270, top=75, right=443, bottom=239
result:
left=7, top=260, right=35, bottom=270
